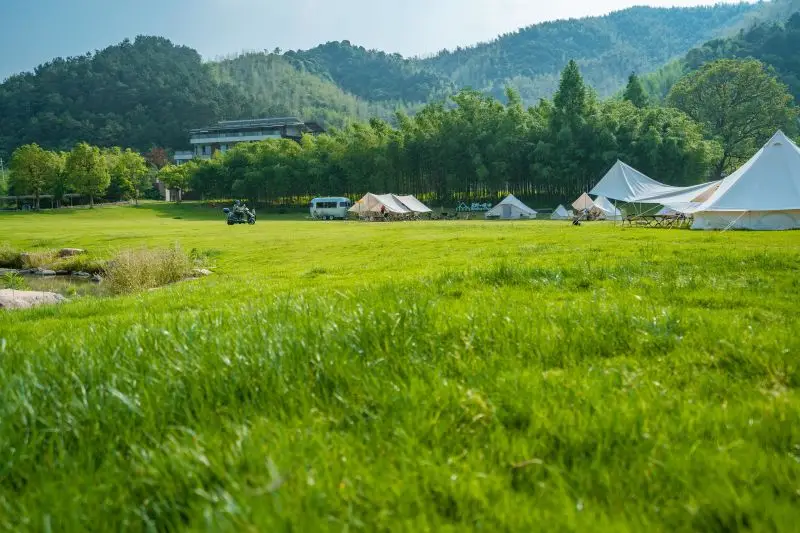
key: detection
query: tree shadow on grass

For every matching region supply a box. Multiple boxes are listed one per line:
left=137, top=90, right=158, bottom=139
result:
left=133, top=202, right=223, bottom=221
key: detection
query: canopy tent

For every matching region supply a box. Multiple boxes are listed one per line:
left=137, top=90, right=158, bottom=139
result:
left=590, top=161, right=674, bottom=202
left=551, top=204, right=572, bottom=220
left=349, top=193, right=411, bottom=215
left=593, top=196, right=624, bottom=221
left=589, top=159, right=720, bottom=212
left=396, top=195, right=432, bottom=214
left=687, top=130, right=800, bottom=230
left=571, top=193, right=596, bottom=212
left=657, top=206, right=679, bottom=216
left=485, top=194, right=537, bottom=219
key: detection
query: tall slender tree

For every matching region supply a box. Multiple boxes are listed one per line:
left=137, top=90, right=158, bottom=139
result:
left=623, top=73, right=649, bottom=108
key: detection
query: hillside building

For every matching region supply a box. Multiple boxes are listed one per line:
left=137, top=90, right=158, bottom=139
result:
left=175, top=117, right=324, bottom=164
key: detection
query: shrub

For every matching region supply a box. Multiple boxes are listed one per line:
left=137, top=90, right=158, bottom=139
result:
left=104, top=245, right=193, bottom=294
left=20, top=250, right=59, bottom=269
left=0, top=244, right=22, bottom=269
left=1, top=271, right=28, bottom=290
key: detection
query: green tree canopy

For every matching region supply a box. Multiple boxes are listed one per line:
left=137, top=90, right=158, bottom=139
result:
left=65, top=143, right=110, bottom=207
left=667, top=58, right=797, bottom=176
left=9, top=144, right=53, bottom=208
left=158, top=164, right=193, bottom=202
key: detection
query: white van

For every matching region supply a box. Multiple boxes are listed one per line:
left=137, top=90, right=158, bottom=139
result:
left=310, top=197, right=352, bottom=220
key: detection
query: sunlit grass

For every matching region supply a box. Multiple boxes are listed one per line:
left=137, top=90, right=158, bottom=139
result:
left=0, top=203, right=798, bottom=531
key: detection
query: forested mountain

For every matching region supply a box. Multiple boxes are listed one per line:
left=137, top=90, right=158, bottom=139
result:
left=420, top=3, right=762, bottom=101
left=0, top=36, right=255, bottom=157
left=643, top=10, right=800, bottom=102
left=283, top=42, right=452, bottom=102
left=211, top=53, right=407, bottom=129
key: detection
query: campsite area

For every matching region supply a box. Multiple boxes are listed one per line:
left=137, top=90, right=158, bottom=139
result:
left=1, top=205, right=799, bottom=531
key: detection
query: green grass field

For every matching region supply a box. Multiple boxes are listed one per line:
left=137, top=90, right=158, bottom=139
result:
left=1, top=204, right=799, bottom=532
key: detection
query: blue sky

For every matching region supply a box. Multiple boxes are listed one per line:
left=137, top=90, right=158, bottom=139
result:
left=1, top=0, right=748, bottom=80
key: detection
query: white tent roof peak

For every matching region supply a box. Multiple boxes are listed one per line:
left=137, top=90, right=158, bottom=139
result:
left=572, top=192, right=595, bottom=211
left=551, top=204, right=571, bottom=219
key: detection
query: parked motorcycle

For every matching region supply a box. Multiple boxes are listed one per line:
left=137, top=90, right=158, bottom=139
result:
left=223, top=207, right=256, bottom=225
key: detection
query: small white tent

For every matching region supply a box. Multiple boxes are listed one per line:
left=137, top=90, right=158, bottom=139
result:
left=485, top=194, right=537, bottom=219
left=396, top=195, right=432, bottom=214
left=572, top=193, right=596, bottom=213
left=593, top=196, right=624, bottom=221
left=551, top=204, right=572, bottom=220
left=687, top=131, right=800, bottom=230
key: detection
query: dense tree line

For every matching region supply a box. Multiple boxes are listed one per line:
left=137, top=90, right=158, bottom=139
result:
left=182, top=62, right=733, bottom=207
left=6, top=142, right=151, bottom=208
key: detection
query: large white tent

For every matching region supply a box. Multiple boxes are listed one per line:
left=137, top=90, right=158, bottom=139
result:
left=349, top=193, right=411, bottom=216
left=589, top=160, right=720, bottom=213
left=593, top=196, right=624, bottom=221
left=396, top=195, right=432, bottom=214
left=485, top=194, right=537, bottom=219
left=551, top=204, right=572, bottom=220
left=686, top=130, right=800, bottom=230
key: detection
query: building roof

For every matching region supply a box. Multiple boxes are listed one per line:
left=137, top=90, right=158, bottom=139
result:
left=190, top=117, right=324, bottom=136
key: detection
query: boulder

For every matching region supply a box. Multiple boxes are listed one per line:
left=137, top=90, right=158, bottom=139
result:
left=0, top=290, right=67, bottom=310
left=72, top=271, right=92, bottom=278
left=59, top=248, right=86, bottom=258
left=55, top=270, right=70, bottom=276
left=0, top=268, right=19, bottom=275
left=192, top=268, right=213, bottom=277
left=33, top=269, right=57, bottom=276
left=91, top=274, right=103, bottom=283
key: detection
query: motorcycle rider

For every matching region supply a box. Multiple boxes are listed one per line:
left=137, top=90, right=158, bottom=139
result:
left=232, top=200, right=248, bottom=220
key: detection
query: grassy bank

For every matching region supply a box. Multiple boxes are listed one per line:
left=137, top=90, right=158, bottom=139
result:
left=0, top=204, right=799, bottom=531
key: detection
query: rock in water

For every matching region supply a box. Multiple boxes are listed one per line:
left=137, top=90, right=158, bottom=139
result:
left=91, top=274, right=103, bottom=283
left=59, top=248, right=86, bottom=257
left=34, top=269, right=57, bottom=276
left=73, top=271, right=92, bottom=278
left=0, top=290, right=67, bottom=310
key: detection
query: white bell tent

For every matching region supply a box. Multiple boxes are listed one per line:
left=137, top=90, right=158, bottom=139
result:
left=687, top=130, right=800, bottom=230
left=485, top=194, right=537, bottom=219
left=551, top=204, right=572, bottom=220
left=593, top=196, right=624, bottom=221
